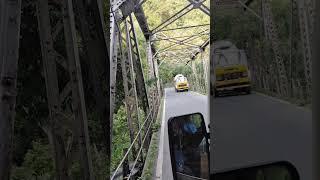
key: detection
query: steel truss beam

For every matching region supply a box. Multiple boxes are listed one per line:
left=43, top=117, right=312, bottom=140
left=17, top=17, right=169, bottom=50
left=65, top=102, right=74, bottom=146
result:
left=151, top=0, right=209, bottom=34
left=186, top=38, right=210, bottom=64
left=158, top=32, right=204, bottom=48
left=119, top=19, right=144, bottom=161
left=157, top=24, right=209, bottom=32
left=191, top=38, right=210, bottom=59
left=262, top=0, right=289, bottom=96
left=154, top=29, right=209, bottom=57
left=295, top=0, right=312, bottom=96
left=152, top=32, right=209, bottom=42
left=126, top=14, right=150, bottom=114
left=146, top=36, right=161, bottom=101
left=0, top=0, right=22, bottom=178
left=151, top=3, right=194, bottom=34
left=238, top=0, right=262, bottom=20
left=110, top=0, right=120, bottom=120
left=74, top=0, right=111, bottom=165
left=187, top=0, right=210, bottom=16
left=113, top=0, right=147, bottom=17
left=36, top=0, right=94, bottom=179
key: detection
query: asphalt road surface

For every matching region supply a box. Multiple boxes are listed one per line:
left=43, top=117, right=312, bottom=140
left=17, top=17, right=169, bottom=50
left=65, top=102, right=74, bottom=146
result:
left=156, top=88, right=209, bottom=180
left=211, top=92, right=312, bottom=179
left=156, top=89, right=312, bottom=179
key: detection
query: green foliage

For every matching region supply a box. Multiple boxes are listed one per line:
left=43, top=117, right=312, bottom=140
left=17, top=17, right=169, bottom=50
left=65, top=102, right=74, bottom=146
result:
left=152, top=122, right=161, bottom=133
left=111, top=102, right=146, bottom=173
left=146, top=77, right=158, bottom=86
left=23, top=141, right=53, bottom=176
left=111, top=106, right=131, bottom=171
left=11, top=141, right=54, bottom=180
left=92, top=147, right=109, bottom=179
left=11, top=166, right=34, bottom=180
left=140, top=99, right=163, bottom=179
left=159, top=60, right=195, bottom=86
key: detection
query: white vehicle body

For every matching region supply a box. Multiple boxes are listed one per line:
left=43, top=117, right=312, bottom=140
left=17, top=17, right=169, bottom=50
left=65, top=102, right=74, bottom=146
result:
left=174, top=74, right=189, bottom=92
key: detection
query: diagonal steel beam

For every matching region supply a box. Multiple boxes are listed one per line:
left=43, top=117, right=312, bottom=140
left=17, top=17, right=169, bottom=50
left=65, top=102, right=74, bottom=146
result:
left=61, top=0, right=94, bottom=178
left=187, top=0, right=210, bottom=16
left=154, top=28, right=208, bottom=57
left=127, top=14, right=150, bottom=114
left=186, top=37, right=209, bottom=64
left=157, top=24, right=209, bottom=32
left=152, top=32, right=209, bottom=42
left=159, top=32, right=204, bottom=48
left=238, top=0, right=262, bottom=20
left=151, top=2, right=194, bottom=34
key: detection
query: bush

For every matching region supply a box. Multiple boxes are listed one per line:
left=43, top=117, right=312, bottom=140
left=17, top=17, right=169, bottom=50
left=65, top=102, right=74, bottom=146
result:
left=11, top=141, right=54, bottom=180
left=111, top=106, right=131, bottom=171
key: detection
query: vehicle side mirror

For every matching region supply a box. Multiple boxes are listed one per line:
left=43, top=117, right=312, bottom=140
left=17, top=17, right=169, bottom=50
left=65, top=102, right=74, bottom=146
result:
left=168, top=113, right=210, bottom=180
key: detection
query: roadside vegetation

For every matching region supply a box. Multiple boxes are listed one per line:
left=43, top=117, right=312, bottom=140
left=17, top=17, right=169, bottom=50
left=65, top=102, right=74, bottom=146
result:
left=140, top=99, right=163, bottom=179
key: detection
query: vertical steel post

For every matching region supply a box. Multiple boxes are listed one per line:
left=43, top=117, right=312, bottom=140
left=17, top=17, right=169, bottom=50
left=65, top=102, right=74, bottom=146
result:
left=153, top=55, right=161, bottom=97
left=146, top=37, right=156, bottom=105
left=61, top=0, right=94, bottom=179
left=119, top=31, right=138, bottom=158
left=0, top=0, right=21, bottom=178
left=110, top=3, right=118, bottom=113
left=124, top=18, right=144, bottom=162
left=262, top=0, right=289, bottom=96
left=127, top=14, right=150, bottom=113
left=36, top=1, right=71, bottom=179
left=296, top=0, right=312, bottom=97
left=122, top=148, right=129, bottom=180
left=192, top=60, right=200, bottom=92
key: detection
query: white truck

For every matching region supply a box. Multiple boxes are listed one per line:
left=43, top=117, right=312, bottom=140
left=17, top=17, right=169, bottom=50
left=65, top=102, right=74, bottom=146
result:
left=174, top=74, right=189, bottom=92
left=211, top=40, right=251, bottom=96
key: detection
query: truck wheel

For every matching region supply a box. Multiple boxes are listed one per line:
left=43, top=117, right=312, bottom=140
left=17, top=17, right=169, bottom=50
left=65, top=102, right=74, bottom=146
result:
left=214, top=89, right=219, bottom=97
left=246, top=87, right=251, bottom=94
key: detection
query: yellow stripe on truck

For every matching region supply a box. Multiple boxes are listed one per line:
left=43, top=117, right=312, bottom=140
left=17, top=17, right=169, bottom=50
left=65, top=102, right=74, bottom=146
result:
left=215, top=78, right=250, bottom=86
left=215, top=65, right=248, bottom=75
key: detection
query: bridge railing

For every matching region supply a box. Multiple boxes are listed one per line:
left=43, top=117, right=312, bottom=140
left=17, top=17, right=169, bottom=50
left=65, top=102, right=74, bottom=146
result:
left=111, top=94, right=161, bottom=180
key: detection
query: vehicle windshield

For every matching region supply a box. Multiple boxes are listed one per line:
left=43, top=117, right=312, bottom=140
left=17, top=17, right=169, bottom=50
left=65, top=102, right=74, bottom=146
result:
left=176, top=76, right=187, bottom=82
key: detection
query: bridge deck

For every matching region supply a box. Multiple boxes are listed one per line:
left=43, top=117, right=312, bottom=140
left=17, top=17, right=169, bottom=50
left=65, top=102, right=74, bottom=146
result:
left=156, top=88, right=311, bottom=180
left=156, top=88, right=209, bottom=180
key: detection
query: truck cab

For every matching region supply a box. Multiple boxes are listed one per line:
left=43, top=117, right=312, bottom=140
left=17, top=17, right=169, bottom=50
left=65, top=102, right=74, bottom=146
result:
left=212, top=40, right=251, bottom=97
left=214, top=64, right=251, bottom=96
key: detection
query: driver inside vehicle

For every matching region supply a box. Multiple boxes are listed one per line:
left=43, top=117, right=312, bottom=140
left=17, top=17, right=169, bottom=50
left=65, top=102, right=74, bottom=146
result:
left=171, top=115, right=205, bottom=177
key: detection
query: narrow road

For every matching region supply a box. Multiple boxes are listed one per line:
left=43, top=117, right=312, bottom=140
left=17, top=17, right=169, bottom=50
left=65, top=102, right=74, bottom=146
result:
left=156, top=88, right=209, bottom=180
left=156, top=89, right=311, bottom=179
left=212, top=93, right=312, bottom=179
